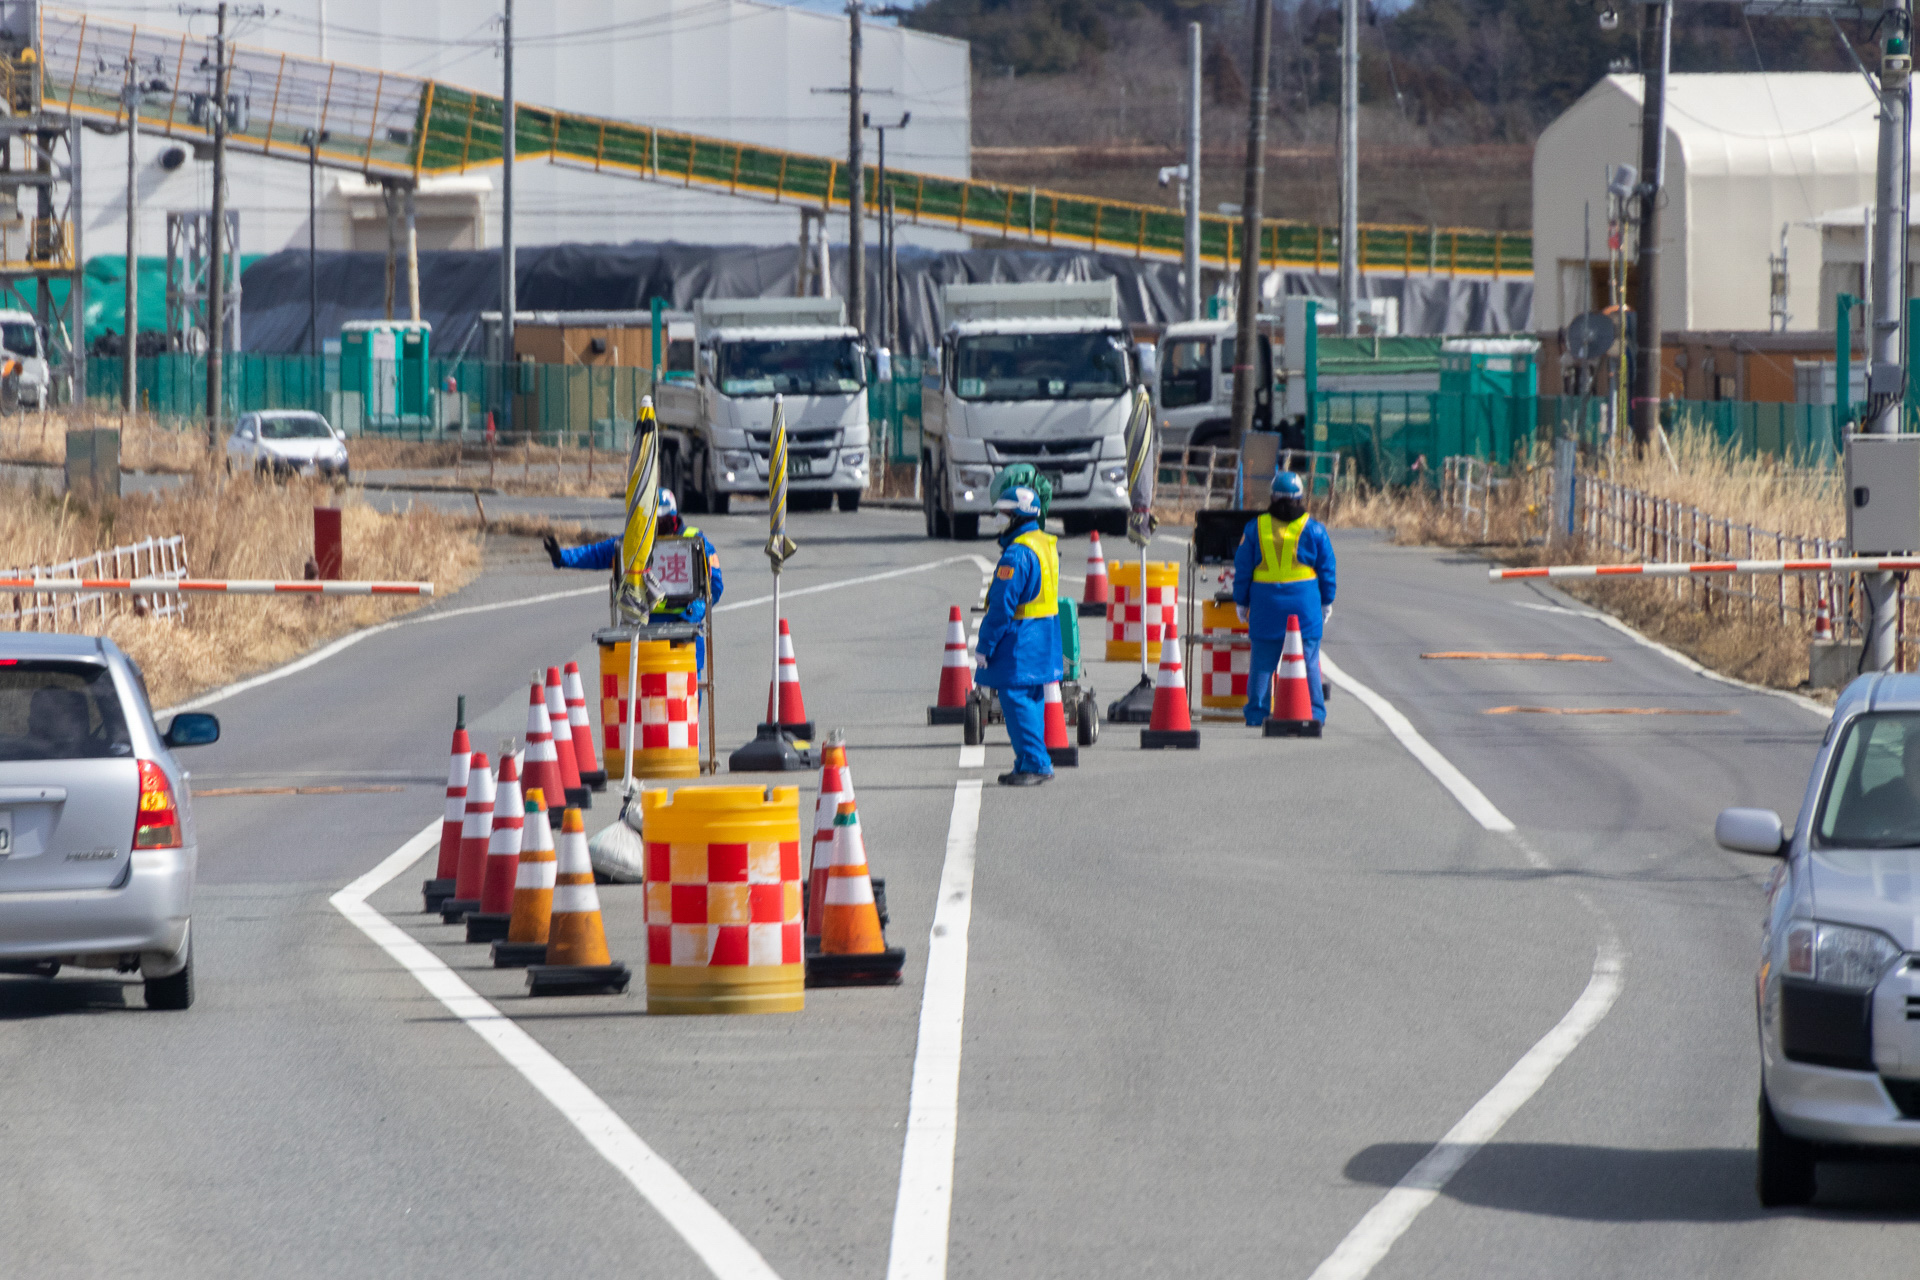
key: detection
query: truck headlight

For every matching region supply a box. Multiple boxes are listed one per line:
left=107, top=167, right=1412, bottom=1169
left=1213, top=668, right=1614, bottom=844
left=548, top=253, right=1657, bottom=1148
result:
left=1102, top=465, right=1126, bottom=483
left=957, top=465, right=994, bottom=487
left=841, top=450, right=866, bottom=468
left=722, top=451, right=752, bottom=471
left=1785, top=921, right=1902, bottom=989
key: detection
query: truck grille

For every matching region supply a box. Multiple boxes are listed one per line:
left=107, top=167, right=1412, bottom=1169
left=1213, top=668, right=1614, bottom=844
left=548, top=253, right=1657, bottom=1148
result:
left=986, top=437, right=1099, bottom=463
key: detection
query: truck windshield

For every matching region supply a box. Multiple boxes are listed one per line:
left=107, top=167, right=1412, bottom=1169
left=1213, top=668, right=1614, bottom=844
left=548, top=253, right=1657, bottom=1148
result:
left=717, top=340, right=864, bottom=396
left=1160, top=338, right=1213, bottom=408
left=0, top=322, right=36, bottom=358
left=1816, top=712, right=1920, bottom=848
left=954, top=332, right=1130, bottom=401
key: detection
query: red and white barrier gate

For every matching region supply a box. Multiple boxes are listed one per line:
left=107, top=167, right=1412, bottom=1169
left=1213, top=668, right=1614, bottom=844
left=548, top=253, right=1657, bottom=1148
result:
left=1489, top=557, right=1920, bottom=583
left=0, top=577, right=434, bottom=596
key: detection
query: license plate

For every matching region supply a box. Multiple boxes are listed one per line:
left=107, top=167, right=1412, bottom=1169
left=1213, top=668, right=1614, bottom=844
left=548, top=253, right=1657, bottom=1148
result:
left=0, top=810, right=11, bottom=856
left=787, top=456, right=811, bottom=478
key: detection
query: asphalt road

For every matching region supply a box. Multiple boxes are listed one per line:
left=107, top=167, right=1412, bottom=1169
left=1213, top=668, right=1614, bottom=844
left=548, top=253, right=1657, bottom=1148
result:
left=3, top=503, right=1915, bottom=1278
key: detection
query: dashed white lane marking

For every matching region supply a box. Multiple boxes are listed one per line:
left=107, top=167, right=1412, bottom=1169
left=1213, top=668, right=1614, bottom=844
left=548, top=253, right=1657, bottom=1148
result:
left=956, top=745, right=984, bottom=768
left=718, top=555, right=985, bottom=614
left=332, top=822, right=781, bottom=1280
left=886, top=778, right=985, bottom=1280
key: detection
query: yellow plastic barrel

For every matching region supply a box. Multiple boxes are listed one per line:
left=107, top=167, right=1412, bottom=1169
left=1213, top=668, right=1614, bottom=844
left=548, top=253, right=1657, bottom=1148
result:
left=1199, top=598, right=1249, bottom=711
left=642, top=785, right=804, bottom=1015
left=597, top=637, right=701, bottom=781
left=1104, top=559, right=1181, bottom=664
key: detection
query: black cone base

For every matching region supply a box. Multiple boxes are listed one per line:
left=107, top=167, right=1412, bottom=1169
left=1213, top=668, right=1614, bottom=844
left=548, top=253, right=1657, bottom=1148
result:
left=730, top=723, right=816, bottom=772
left=465, top=912, right=512, bottom=943
left=565, top=786, right=593, bottom=811
left=1141, top=728, right=1202, bottom=750
left=928, top=705, right=967, bottom=725
left=1263, top=718, right=1323, bottom=738
left=807, top=946, right=907, bottom=987
left=1078, top=601, right=1108, bottom=618
left=776, top=720, right=815, bottom=742
left=1047, top=745, right=1080, bottom=767
left=491, top=940, right=549, bottom=968
left=422, top=877, right=455, bottom=913
left=526, top=961, right=631, bottom=996
left=1107, top=674, right=1157, bottom=724
left=580, top=770, right=608, bottom=791
left=440, top=898, right=479, bottom=924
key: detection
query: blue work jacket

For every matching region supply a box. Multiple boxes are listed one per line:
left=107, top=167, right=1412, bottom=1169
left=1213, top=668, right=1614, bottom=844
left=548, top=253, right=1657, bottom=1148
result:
left=557, top=530, right=724, bottom=619
left=975, top=518, right=1064, bottom=689
left=1231, top=514, right=1337, bottom=641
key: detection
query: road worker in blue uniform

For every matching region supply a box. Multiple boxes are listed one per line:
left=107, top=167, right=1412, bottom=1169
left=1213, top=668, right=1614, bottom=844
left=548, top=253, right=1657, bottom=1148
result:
left=1233, top=470, right=1337, bottom=727
left=544, top=489, right=724, bottom=673
left=975, top=481, right=1064, bottom=787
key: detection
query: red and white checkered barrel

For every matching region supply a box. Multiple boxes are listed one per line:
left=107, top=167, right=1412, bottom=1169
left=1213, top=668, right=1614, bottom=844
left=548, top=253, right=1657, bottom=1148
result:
left=1105, top=559, right=1181, bottom=664
left=641, top=784, right=805, bottom=1015
left=1199, top=598, right=1250, bottom=710
left=597, top=637, right=701, bottom=781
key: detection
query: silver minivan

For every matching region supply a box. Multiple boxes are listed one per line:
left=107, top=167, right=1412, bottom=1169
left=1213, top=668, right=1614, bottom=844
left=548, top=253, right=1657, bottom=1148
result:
left=0, top=634, right=217, bottom=1009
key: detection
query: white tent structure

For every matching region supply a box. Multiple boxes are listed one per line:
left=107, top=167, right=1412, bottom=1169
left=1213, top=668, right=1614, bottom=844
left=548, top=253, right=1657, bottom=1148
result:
left=1533, top=72, right=1891, bottom=336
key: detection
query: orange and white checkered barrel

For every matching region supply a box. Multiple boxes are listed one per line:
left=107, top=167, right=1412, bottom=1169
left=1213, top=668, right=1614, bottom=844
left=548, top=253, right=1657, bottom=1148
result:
left=641, top=784, right=805, bottom=1015
left=1105, top=559, right=1181, bottom=664
left=1199, top=598, right=1250, bottom=710
left=597, top=638, right=701, bottom=781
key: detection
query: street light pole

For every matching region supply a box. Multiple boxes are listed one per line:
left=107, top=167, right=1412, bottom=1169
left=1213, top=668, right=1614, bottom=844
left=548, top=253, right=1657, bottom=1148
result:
left=122, top=68, right=138, bottom=414
left=501, top=0, right=516, bottom=432
left=846, top=1, right=865, bottom=335
left=1338, top=0, right=1359, bottom=335
left=1185, top=21, right=1203, bottom=322
left=1864, top=12, right=1912, bottom=671
left=868, top=111, right=908, bottom=353
left=306, top=128, right=317, bottom=365
left=1230, top=0, right=1274, bottom=446
left=1630, top=0, right=1672, bottom=453
left=206, top=1, right=228, bottom=446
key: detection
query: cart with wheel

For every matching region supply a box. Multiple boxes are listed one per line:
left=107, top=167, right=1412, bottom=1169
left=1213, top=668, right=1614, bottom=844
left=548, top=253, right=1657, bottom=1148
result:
left=962, top=598, right=1098, bottom=764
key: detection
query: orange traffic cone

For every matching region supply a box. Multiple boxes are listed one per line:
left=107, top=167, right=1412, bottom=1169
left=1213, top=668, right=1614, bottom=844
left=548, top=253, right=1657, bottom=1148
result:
left=806, top=801, right=906, bottom=986
left=765, top=618, right=815, bottom=740
left=545, top=666, right=590, bottom=810
left=492, top=789, right=556, bottom=967
left=1140, top=624, right=1201, bottom=749
left=442, top=751, right=494, bottom=922
left=424, top=695, right=468, bottom=912
left=1815, top=590, right=1835, bottom=643
left=1081, top=531, right=1110, bottom=617
left=928, top=605, right=974, bottom=725
left=1043, top=681, right=1079, bottom=767
left=521, top=681, right=568, bottom=821
left=563, top=661, right=606, bottom=790
left=467, top=755, right=525, bottom=942
left=527, top=809, right=632, bottom=995
left=1263, top=614, right=1322, bottom=738
left=807, top=732, right=856, bottom=947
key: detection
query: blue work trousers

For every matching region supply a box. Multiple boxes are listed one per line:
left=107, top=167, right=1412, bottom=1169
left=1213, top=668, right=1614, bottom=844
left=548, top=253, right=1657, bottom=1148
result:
left=1246, top=634, right=1325, bottom=726
left=999, top=683, right=1054, bottom=776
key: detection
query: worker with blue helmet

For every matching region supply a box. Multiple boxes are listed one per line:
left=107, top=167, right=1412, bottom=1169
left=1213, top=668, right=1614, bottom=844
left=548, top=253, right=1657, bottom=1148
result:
left=544, top=489, right=724, bottom=671
left=975, top=480, right=1063, bottom=786
left=1232, top=469, right=1337, bottom=726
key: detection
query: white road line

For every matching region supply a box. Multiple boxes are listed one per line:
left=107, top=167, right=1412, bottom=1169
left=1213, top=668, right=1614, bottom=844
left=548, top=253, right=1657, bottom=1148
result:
left=886, top=778, right=985, bottom=1280
left=1320, top=654, right=1514, bottom=833
left=331, top=822, right=781, bottom=1280
left=956, top=745, right=984, bottom=768
left=717, top=556, right=983, bottom=614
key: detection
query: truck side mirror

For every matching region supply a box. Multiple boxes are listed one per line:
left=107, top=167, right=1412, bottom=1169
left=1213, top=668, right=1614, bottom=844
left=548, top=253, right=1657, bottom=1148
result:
left=699, top=349, right=715, bottom=382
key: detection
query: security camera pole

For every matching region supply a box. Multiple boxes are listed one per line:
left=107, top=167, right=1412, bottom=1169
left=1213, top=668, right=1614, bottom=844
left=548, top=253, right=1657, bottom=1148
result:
left=1628, top=0, right=1672, bottom=454
left=1863, top=7, right=1912, bottom=671
left=1230, top=0, right=1274, bottom=447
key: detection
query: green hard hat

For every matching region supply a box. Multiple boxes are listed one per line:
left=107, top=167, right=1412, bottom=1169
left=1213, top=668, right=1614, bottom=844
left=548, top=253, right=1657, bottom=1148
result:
left=990, top=464, right=1052, bottom=519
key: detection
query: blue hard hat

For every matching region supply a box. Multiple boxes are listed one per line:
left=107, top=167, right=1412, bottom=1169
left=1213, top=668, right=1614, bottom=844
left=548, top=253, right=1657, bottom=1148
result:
left=995, top=485, right=1042, bottom=519
left=1271, top=470, right=1305, bottom=499
left=657, top=488, right=678, bottom=517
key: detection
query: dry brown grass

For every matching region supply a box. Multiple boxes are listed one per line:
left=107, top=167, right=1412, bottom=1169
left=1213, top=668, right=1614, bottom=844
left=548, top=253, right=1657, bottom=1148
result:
left=3, top=460, right=480, bottom=708
left=0, top=410, right=210, bottom=473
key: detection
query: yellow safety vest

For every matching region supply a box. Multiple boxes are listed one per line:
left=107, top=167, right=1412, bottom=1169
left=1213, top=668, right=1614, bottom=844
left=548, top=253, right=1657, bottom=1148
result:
left=1253, top=513, right=1318, bottom=585
left=1012, top=529, right=1059, bottom=620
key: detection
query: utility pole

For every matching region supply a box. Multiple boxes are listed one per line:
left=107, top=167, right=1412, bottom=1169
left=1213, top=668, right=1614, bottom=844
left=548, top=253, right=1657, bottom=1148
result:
left=1630, top=0, right=1672, bottom=453
left=869, top=111, right=908, bottom=352
left=1864, top=14, right=1912, bottom=672
left=1185, top=21, right=1202, bottom=322
left=1338, top=0, right=1359, bottom=335
left=206, top=0, right=228, bottom=446
left=121, top=65, right=139, bottom=414
left=306, top=128, right=317, bottom=364
left=1230, top=0, right=1273, bottom=446
left=846, top=1, right=865, bottom=335
left=501, top=0, right=516, bottom=430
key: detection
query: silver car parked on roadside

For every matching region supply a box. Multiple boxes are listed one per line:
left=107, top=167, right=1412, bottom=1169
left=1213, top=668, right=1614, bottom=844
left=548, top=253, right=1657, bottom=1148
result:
left=0, top=634, right=218, bottom=1009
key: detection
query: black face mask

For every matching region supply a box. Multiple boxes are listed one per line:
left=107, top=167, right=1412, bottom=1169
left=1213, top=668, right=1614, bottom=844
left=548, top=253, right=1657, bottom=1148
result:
left=1269, top=496, right=1307, bottom=523
left=658, top=514, right=683, bottom=537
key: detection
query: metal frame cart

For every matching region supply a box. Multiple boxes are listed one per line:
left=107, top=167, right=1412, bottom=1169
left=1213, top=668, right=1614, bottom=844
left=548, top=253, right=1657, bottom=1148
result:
left=595, top=533, right=720, bottom=780
left=961, top=598, right=1099, bottom=765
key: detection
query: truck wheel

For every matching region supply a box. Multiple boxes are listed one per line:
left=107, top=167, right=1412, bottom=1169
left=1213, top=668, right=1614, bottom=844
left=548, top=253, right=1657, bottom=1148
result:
left=1077, top=696, right=1098, bottom=746
left=951, top=513, right=979, bottom=541
left=711, top=490, right=731, bottom=515
left=926, top=454, right=952, bottom=539
left=838, top=490, right=861, bottom=513
left=1061, top=513, right=1093, bottom=537
left=1096, top=511, right=1129, bottom=538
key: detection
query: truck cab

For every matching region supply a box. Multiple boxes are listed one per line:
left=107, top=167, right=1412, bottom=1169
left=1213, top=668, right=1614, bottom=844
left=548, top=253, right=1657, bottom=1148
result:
left=1154, top=318, right=1274, bottom=451
left=921, top=281, right=1138, bottom=539
left=654, top=297, right=871, bottom=515
left=0, top=308, right=51, bottom=409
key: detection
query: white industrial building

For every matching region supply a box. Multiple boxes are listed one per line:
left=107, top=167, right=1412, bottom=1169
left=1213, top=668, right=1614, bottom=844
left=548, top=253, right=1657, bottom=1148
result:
left=74, top=0, right=971, bottom=259
left=1532, top=72, right=1904, bottom=336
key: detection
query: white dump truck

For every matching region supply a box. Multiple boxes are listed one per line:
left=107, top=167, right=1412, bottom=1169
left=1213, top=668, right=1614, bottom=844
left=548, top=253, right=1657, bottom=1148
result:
left=0, top=308, right=52, bottom=410
left=920, top=280, right=1138, bottom=539
left=655, top=297, right=871, bottom=514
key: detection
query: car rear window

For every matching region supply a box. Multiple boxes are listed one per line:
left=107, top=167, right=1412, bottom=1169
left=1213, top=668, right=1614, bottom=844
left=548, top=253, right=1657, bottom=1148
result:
left=0, top=661, right=134, bottom=761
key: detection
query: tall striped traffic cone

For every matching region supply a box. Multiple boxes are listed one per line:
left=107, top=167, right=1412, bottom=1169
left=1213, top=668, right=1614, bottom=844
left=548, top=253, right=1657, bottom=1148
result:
left=521, top=682, right=568, bottom=821
left=1814, top=590, right=1835, bottom=643
left=765, top=618, right=815, bottom=741
left=492, top=789, right=556, bottom=967
left=424, top=695, right=469, bottom=912
left=806, top=801, right=906, bottom=987
left=442, top=751, right=494, bottom=922
left=545, top=667, right=591, bottom=810
left=527, top=809, right=632, bottom=995
left=807, top=732, right=856, bottom=947
left=1043, top=681, right=1079, bottom=767
left=928, top=605, right=973, bottom=725
left=1263, top=614, right=1322, bottom=739
left=1080, top=532, right=1110, bottom=618
left=563, top=661, right=606, bottom=790
left=1140, top=625, right=1201, bottom=749
left=467, top=756, right=525, bottom=942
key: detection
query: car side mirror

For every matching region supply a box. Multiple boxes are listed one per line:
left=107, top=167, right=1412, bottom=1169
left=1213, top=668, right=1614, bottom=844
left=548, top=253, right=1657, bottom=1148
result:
left=1715, top=807, right=1786, bottom=857
left=163, top=712, right=220, bottom=748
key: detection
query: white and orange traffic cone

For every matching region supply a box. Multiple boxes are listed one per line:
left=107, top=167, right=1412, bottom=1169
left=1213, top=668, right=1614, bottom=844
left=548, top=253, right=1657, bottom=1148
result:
left=806, top=733, right=857, bottom=949
left=928, top=605, right=974, bottom=726
left=526, top=808, right=632, bottom=995
left=1140, top=624, right=1201, bottom=749
left=1814, top=589, right=1835, bottom=643
left=1080, top=531, right=1110, bottom=618
left=424, top=695, right=468, bottom=912
left=806, top=800, right=906, bottom=986
left=765, top=617, right=815, bottom=741
left=521, top=681, right=568, bottom=821
left=443, top=751, right=494, bottom=922
left=545, top=666, right=590, bottom=810
left=492, top=789, right=556, bottom=968
left=1263, top=614, right=1322, bottom=739
left=563, top=661, right=606, bottom=790
left=467, top=755, right=525, bottom=942
left=1043, top=681, right=1078, bottom=767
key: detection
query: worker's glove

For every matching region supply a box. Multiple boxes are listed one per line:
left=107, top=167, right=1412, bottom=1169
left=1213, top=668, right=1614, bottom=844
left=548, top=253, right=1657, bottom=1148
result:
left=542, top=533, right=565, bottom=568
left=1235, top=605, right=1249, bottom=625
left=1323, top=605, right=1334, bottom=625
left=682, top=598, right=707, bottom=624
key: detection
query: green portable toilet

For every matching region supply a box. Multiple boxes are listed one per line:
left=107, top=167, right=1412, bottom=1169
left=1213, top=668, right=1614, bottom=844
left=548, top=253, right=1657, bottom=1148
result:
left=1439, top=338, right=1539, bottom=398
left=340, top=319, right=433, bottom=430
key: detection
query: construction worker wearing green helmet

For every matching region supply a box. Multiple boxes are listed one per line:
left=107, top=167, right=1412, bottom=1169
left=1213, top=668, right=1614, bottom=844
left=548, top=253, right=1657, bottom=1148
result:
left=989, top=464, right=1052, bottom=523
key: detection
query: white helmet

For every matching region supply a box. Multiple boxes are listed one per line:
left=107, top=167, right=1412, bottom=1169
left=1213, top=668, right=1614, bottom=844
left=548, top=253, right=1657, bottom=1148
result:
left=657, top=488, right=678, bottom=518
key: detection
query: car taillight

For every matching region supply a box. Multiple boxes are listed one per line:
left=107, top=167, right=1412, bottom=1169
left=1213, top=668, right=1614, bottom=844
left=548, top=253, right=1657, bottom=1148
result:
left=134, top=759, right=182, bottom=849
